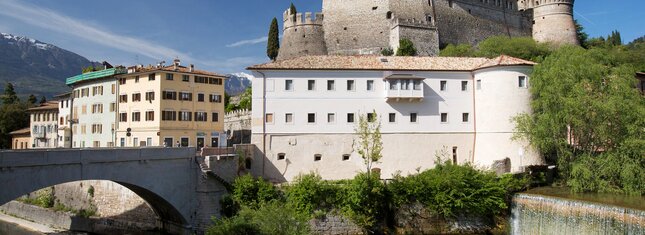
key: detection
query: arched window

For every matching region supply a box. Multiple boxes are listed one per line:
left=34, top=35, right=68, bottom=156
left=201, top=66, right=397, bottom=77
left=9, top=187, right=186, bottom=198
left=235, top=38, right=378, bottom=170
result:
left=245, top=158, right=252, bottom=170
left=386, top=11, right=393, bottom=19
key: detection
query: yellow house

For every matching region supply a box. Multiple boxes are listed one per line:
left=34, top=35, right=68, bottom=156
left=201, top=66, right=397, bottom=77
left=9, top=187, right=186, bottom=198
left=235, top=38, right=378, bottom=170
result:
left=115, top=59, right=226, bottom=148
left=10, top=127, right=31, bottom=150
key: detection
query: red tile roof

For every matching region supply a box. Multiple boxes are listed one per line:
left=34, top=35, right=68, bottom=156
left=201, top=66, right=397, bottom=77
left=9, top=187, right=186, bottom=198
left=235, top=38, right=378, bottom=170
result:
left=27, top=101, right=59, bottom=112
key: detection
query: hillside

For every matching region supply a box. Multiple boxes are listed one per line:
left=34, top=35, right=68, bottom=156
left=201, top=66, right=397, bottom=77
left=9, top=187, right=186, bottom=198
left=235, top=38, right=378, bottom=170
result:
left=0, top=32, right=100, bottom=97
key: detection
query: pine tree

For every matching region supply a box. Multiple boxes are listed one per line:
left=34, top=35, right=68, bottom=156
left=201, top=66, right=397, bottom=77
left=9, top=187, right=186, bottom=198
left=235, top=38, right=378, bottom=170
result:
left=28, top=94, right=37, bottom=105
left=574, top=20, right=588, bottom=48
left=396, top=38, right=417, bottom=56
left=2, top=83, right=19, bottom=105
left=267, top=17, right=280, bottom=61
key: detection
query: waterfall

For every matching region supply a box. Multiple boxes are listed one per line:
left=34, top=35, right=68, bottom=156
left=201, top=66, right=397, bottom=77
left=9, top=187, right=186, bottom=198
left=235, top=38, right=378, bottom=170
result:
left=511, top=193, right=645, bottom=235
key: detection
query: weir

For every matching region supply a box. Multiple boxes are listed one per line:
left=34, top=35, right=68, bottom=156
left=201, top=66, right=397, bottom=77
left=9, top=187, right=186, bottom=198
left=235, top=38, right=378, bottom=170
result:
left=511, top=192, right=645, bottom=234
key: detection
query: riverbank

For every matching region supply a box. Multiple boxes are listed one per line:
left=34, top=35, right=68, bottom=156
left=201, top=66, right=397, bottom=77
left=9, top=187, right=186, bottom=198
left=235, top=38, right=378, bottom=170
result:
left=0, top=211, right=57, bottom=234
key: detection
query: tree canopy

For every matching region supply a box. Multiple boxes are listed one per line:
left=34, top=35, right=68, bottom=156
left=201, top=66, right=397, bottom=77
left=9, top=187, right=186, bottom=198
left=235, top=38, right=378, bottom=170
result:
left=439, top=36, right=551, bottom=62
left=395, top=38, right=417, bottom=56
left=267, top=17, right=280, bottom=61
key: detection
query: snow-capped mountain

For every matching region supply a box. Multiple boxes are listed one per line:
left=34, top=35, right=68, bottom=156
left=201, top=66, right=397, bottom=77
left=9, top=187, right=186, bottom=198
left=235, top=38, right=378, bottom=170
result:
left=226, top=72, right=253, bottom=96
left=0, top=32, right=99, bottom=97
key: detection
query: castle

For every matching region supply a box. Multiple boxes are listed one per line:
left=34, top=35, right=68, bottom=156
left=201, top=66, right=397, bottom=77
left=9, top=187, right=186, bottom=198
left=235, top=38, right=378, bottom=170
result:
left=278, top=0, right=577, bottom=60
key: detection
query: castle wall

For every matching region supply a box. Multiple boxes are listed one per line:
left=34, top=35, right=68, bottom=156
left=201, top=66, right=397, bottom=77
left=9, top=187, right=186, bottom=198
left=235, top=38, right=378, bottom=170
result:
left=390, top=19, right=440, bottom=56
left=431, top=0, right=532, bottom=47
left=278, top=11, right=327, bottom=60
left=322, top=0, right=392, bottom=55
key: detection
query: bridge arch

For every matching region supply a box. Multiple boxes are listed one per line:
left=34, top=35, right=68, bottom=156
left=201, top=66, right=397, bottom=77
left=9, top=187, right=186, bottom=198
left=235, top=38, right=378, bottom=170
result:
left=0, top=148, right=198, bottom=232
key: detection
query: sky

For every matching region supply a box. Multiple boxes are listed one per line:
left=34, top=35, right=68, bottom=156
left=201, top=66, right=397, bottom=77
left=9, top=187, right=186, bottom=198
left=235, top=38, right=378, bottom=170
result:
left=0, top=0, right=642, bottom=74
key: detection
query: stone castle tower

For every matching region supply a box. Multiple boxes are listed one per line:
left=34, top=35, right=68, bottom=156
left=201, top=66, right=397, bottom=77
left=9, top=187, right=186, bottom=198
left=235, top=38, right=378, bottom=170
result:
left=518, top=0, right=578, bottom=45
left=278, top=0, right=578, bottom=60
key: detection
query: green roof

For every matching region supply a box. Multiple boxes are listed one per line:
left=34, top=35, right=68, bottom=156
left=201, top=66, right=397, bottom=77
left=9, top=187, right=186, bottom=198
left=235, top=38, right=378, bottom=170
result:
left=66, top=67, right=126, bottom=85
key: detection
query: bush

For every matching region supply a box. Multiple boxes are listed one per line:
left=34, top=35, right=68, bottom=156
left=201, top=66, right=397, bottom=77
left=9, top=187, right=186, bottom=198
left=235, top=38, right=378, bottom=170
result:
left=208, top=201, right=310, bottom=235
left=342, top=172, right=387, bottom=230
left=285, top=173, right=341, bottom=217
left=219, top=195, right=239, bottom=218
left=231, top=174, right=281, bottom=209
left=388, top=161, right=508, bottom=218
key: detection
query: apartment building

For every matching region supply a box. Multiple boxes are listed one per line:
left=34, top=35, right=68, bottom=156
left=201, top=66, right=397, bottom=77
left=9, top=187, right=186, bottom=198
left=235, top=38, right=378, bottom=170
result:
left=66, top=65, right=124, bottom=148
left=248, top=55, right=544, bottom=181
left=55, top=92, right=72, bottom=148
left=115, top=59, right=226, bottom=148
left=28, top=101, right=60, bottom=148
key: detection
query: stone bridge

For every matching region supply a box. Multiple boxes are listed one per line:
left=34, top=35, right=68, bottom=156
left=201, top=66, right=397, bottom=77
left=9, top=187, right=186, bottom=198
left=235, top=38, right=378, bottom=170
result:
left=0, top=147, right=227, bottom=234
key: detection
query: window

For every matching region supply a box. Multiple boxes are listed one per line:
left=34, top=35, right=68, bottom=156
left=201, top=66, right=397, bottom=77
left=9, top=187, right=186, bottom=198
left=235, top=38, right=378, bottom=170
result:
left=146, top=111, right=154, bottom=121
left=134, top=76, right=139, bottom=83
left=120, top=138, right=125, bottom=147
left=132, top=93, right=141, bottom=102
left=109, top=102, right=116, bottom=112
left=166, top=73, right=174, bottom=80
left=164, top=138, right=173, bottom=147
left=347, top=113, right=355, bottom=123
left=327, top=80, right=335, bottom=90
left=413, top=80, right=421, bottom=90
left=285, top=113, right=293, bottom=123
left=91, top=124, right=102, bottom=134
left=179, top=92, right=192, bottom=101
left=347, top=80, right=355, bottom=91
left=195, top=112, right=207, bottom=122
left=367, top=80, right=374, bottom=91
left=367, top=113, right=375, bottom=122
left=410, top=113, right=418, bottom=123
left=181, top=137, right=189, bottom=147
left=119, top=94, right=128, bottom=103
left=119, top=78, right=126, bottom=85
left=476, top=80, right=482, bottom=90
left=179, top=111, right=192, bottom=121
left=314, top=154, right=322, bottom=161
left=440, top=80, right=447, bottom=91
left=441, top=113, right=448, bottom=123
left=182, top=75, right=190, bottom=82
left=265, top=113, right=274, bottom=123
left=162, top=111, right=177, bottom=121
left=209, top=94, right=222, bottom=103
left=285, top=80, right=293, bottom=91
left=307, top=113, right=316, bottom=123
left=401, top=80, right=410, bottom=90
left=462, top=113, right=469, bottom=122
left=111, top=84, right=116, bottom=94
left=212, top=112, right=219, bottom=122
left=163, top=91, right=177, bottom=100
left=145, top=92, right=155, bottom=101
left=461, top=81, right=468, bottom=91
left=452, top=147, right=458, bottom=164
left=518, top=76, right=527, bottom=88
left=389, top=113, right=396, bottom=123
left=209, top=77, right=223, bottom=85
left=389, top=80, right=398, bottom=90
left=119, top=113, right=127, bottom=122
left=195, top=76, right=208, bottom=83
left=197, top=93, right=205, bottom=102
left=147, top=137, right=152, bottom=147
left=82, top=105, right=87, bottom=114
left=342, top=154, right=350, bottom=161
left=308, top=80, right=316, bottom=90
left=133, top=137, right=139, bottom=147
left=148, top=73, right=156, bottom=81
left=278, top=153, right=286, bottom=160
left=132, top=112, right=141, bottom=122
left=327, top=113, right=335, bottom=123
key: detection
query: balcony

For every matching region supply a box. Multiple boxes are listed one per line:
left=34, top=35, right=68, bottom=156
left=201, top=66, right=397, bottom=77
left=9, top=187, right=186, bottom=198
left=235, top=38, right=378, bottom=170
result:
left=33, top=132, right=46, bottom=139
left=384, top=74, right=424, bottom=102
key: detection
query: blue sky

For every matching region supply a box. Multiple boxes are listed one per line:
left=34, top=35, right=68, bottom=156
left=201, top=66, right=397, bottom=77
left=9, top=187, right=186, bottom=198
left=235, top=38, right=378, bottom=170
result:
left=0, top=0, right=642, bottom=74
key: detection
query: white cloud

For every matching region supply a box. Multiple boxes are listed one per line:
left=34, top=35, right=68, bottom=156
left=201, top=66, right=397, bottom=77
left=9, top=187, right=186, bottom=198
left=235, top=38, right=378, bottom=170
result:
left=226, top=36, right=268, bottom=48
left=0, top=0, right=194, bottom=61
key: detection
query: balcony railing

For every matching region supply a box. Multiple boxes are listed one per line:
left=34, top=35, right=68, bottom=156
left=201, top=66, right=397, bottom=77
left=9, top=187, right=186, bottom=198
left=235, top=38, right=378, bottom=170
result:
left=386, top=89, right=424, bottom=102
left=384, top=74, right=425, bottom=102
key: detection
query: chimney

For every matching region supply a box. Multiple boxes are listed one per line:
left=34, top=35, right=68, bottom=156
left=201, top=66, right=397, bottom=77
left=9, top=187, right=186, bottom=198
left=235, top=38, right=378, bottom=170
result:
left=173, top=58, right=181, bottom=70
left=189, top=64, right=194, bottom=72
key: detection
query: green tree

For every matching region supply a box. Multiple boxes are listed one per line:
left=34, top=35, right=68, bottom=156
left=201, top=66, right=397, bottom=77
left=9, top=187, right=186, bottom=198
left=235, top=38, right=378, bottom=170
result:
left=0, top=102, right=30, bottom=149
left=513, top=46, right=644, bottom=195
left=238, top=87, right=252, bottom=110
left=267, top=17, right=280, bottom=61
left=439, top=44, right=475, bottom=57
left=354, top=110, right=383, bottom=175
left=28, top=94, right=37, bottom=105
left=381, top=47, right=394, bottom=56
left=476, top=36, right=551, bottom=61
left=574, top=20, right=589, bottom=48
left=2, top=83, right=19, bottom=105
left=39, top=96, right=46, bottom=104
left=396, top=38, right=417, bottom=56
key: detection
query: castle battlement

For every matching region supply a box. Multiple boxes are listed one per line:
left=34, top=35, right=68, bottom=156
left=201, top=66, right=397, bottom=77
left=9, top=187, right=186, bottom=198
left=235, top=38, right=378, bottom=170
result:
left=282, top=9, right=324, bottom=29
left=518, top=0, right=574, bottom=11
left=391, top=17, right=435, bottom=29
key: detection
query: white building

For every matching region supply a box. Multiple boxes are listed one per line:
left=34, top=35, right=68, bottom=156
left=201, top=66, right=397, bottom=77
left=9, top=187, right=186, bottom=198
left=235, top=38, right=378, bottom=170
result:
left=55, top=92, right=72, bottom=148
left=248, top=55, right=544, bottom=182
left=66, top=66, right=124, bottom=148
left=28, top=101, right=59, bottom=148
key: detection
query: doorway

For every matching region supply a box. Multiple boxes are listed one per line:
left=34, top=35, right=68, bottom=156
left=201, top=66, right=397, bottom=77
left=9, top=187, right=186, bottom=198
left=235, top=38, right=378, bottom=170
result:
left=211, top=137, right=219, bottom=148
left=197, top=137, right=205, bottom=149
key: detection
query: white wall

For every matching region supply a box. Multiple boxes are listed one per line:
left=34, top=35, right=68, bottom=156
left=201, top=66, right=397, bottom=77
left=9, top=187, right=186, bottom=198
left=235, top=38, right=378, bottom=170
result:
left=57, top=97, right=72, bottom=148
left=72, top=79, right=118, bottom=148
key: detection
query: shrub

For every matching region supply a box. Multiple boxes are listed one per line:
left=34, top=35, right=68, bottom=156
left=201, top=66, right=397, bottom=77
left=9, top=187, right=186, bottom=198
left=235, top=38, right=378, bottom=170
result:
left=231, top=174, right=281, bottom=209
left=208, top=201, right=310, bottom=235
left=342, top=172, right=387, bottom=230
left=285, top=173, right=341, bottom=217
left=219, top=195, right=239, bottom=218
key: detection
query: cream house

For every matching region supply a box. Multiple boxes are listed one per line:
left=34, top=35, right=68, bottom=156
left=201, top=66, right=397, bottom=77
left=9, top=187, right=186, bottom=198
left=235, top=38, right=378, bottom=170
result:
left=115, top=59, right=227, bottom=148
left=28, top=101, right=59, bottom=148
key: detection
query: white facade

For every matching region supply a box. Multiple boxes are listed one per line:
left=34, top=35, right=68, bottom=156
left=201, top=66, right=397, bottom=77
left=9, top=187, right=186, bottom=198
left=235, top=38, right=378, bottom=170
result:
left=56, top=94, right=72, bottom=148
left=71, top=78, right=118, bottom=148
left=28, top=102, right=59, bottom=149
left=249, top=56, right=543, bottom=182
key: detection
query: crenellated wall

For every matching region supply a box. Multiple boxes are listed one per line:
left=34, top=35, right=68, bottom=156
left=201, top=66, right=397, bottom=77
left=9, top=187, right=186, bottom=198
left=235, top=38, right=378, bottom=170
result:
left=389, top=17, right=440, bottom=56
left=277, top=9, right=327, bottom=60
